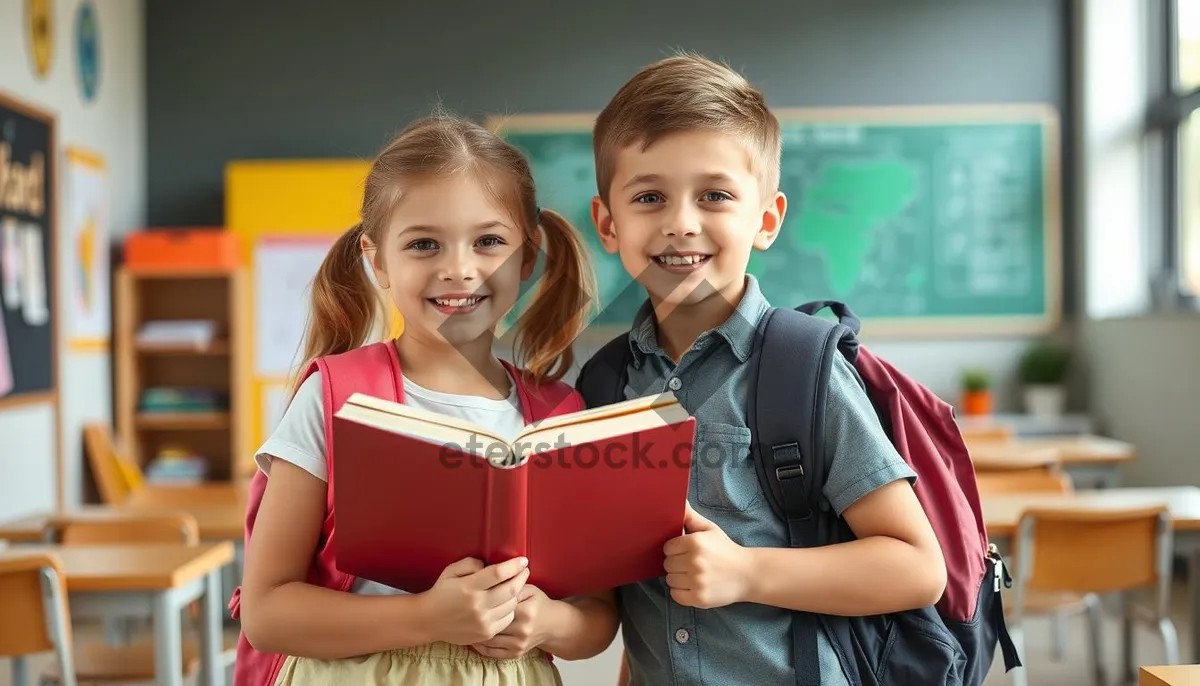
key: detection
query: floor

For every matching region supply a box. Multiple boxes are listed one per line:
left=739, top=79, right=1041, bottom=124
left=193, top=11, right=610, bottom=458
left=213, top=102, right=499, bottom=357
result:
left=0, top=582, right=1192, bottom=686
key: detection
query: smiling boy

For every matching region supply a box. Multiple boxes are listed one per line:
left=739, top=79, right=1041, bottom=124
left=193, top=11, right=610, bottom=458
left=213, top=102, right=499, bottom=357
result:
left=575, top=52, right=947, bottom=685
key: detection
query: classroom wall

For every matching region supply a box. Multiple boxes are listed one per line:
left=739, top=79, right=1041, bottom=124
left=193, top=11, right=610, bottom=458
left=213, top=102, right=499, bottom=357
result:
left=144, top=0, right=1072, bottom=409
left=0, top=0, right=145, bottom=520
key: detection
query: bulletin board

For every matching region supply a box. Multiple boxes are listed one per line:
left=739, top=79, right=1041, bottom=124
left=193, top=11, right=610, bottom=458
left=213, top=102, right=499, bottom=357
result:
left=0, top=91, right=59, bottom=409
left=224, top=159, right=402, bottom=463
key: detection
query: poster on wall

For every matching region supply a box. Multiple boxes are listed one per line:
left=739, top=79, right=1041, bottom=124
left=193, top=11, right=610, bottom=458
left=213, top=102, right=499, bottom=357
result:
left=254, top=236, right=336, bottom=378
left=65, top=147, right=109, bottom=349
left=0, top=92, right=58, bottom=408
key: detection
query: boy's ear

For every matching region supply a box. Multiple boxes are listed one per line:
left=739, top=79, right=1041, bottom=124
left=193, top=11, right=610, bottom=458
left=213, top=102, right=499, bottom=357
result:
left=753, top=191, right=787, bottom=251
left=360, top=233, right=390, bottom=290
left=591, top=196, right=620, bottom=254
left=521, top=229, right=542, bottom=280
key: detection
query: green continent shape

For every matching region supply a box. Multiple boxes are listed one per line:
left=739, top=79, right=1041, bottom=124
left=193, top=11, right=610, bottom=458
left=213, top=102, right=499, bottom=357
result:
left=793, top=160, right=916, bottom=296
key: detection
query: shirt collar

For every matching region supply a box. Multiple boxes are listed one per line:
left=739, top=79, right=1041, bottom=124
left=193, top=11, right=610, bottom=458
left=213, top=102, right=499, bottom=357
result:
left=627, top=275, right=771, bottom=364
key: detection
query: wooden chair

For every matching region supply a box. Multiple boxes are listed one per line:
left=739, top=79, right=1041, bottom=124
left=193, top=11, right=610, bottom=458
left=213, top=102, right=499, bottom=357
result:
left=0, top=552, right=77, bottom=686
left=1008, top=506, right=1179, bottom=686
left=38, top=513, right=203, bottom=685
left=82, top=423, right=144, bottom=506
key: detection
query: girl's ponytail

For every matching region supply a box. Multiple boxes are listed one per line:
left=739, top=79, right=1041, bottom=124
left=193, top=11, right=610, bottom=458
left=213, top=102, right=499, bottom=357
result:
left=291, top=223, right=384, bottom=395
left=513, top=207, right=597, bottom=384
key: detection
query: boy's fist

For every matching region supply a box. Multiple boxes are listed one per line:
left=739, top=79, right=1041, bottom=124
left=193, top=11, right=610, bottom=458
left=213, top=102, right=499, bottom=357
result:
left=663, top=503, right=753, bottom=609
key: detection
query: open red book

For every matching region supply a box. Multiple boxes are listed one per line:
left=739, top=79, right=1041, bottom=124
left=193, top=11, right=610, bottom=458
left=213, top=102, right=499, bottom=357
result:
left=331, top=391, right=696, bottom=599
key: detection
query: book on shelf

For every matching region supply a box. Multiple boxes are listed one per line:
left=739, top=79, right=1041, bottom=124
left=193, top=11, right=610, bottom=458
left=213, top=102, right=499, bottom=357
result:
left=331, top=391, right=697, bottom=599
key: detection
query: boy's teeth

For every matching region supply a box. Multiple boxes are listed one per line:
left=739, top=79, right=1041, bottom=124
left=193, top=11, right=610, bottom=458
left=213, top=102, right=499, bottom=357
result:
left=435, top=297, right=480, bottom=306
left=657, top=255, right=706, bottom=265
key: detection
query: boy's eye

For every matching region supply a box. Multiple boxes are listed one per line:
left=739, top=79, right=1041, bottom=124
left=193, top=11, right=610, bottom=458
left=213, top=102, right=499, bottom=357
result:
left=702, top=191, right=732, bottom=202
left=633, top=192, right=663, bottom=204
left=406, top=238, right=438, bottom=252
left=477, top=235, right=506, bottom=248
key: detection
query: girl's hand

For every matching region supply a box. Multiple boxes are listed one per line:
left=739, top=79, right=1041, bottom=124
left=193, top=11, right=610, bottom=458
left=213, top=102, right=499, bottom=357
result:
left=420, top=556, right=530, bottom=646
left=471, top=584, right=554, bottom=659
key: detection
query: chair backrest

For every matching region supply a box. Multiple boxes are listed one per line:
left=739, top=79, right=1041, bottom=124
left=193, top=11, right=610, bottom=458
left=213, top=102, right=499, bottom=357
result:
left=53, top=512, right=199, bottom=546
left=975, top=466, right=1075, bottom=495
left=83, top=423, right=145, bottom=505
left=1015, top=505, right=1172, bottom=594
left=0, top=552, right=72, bottom=658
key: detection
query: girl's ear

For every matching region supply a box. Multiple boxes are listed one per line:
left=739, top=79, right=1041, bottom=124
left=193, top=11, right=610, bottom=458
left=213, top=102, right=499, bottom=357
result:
left=360, top=231, right=390, bottom=290
left=521, top=229, right=542, bottom=280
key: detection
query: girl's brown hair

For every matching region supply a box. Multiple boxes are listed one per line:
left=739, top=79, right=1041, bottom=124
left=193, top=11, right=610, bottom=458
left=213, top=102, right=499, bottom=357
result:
left=293, top=111, right=596, bottom=392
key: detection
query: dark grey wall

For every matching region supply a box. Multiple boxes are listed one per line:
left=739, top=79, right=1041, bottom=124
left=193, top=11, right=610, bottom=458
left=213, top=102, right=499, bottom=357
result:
left=146, top=0, right=1072, bottom=305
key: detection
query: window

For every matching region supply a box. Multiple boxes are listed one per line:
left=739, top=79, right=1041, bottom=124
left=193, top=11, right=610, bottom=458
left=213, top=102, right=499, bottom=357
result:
left=1169, top=1, right=1200, bottom=296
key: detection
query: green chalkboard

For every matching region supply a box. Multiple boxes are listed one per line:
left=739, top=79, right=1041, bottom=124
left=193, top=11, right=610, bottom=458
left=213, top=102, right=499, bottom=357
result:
left=493, top=105, right=1061, bottom=337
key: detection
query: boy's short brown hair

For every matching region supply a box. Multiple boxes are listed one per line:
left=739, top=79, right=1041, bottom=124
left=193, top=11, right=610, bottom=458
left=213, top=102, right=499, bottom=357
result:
left=593, top=51, right=781, bottom=204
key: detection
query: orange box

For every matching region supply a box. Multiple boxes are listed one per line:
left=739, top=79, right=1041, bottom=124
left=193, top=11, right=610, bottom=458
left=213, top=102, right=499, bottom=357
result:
left=124, top=228, right=240, bottom=270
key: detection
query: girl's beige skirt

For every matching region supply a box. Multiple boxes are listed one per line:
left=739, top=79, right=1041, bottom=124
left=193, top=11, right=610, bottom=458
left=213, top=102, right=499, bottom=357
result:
left=274, top=641, right=563, bottom=686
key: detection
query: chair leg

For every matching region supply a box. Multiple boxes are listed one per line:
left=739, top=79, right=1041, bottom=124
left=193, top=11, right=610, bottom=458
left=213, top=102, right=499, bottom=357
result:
left=1158, top=617, right=1180, bottom=665
left=1120, top=592, right=1135, bottom=685
left=1084, top=595, right=1107, bottom=686
left=1050, top=611, right=1069, bottom=661
left=12, top=656, right=29, bottom=686
left=1010, top=625, right=1028, bottom=686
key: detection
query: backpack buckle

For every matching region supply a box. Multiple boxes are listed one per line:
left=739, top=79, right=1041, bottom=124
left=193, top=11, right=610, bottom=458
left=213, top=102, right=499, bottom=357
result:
left=775, top=464, right=804, bottom=480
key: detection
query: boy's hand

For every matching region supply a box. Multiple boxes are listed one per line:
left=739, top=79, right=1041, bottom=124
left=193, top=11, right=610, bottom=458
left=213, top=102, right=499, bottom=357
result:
left=663, top=503, right=753, bottom=609
left=471, top=584, right=554, bottom=659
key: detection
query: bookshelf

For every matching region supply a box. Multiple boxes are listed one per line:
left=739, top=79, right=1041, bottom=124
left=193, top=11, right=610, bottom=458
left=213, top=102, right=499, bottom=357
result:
left=114, top=266, right=249, bottom=484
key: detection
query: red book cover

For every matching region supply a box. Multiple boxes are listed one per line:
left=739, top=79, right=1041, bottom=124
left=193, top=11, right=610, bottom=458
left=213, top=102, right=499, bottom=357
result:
left=331, top=392, right=695, bottom=599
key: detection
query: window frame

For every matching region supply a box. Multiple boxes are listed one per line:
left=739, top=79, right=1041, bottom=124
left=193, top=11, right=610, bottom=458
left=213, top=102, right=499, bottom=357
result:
left=1154, top=0, right=1200, bottom=308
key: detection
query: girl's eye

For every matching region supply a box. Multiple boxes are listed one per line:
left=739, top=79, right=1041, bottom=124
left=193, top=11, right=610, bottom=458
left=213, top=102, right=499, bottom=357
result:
left=702, top=191, right=732, bottom=202
left=634, top=192, right=663, bottom=204
left=477, top=235, right=506, bottom=248
left=407, top=238, right=438, bottom=252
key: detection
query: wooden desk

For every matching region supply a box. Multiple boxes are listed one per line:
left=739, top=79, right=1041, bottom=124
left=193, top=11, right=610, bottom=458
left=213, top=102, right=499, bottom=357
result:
left=970, top=435, right=1136, bottom=487
left=2, top=542, right=232, bottom=686
left=1139, top=664, right=1200, bottom=685
left=983, top=487, right=1200, bottom=537
left=0, top=504, right=244, bottom=543
left=0, top=484, right=246, bottom=544
left=984, top=487, right=1200, bottom=665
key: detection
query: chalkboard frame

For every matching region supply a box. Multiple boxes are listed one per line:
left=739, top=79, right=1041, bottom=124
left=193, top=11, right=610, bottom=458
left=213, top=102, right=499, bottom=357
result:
left=0, top=90, right=60, bottom=408
left=489, top=103, right=1062, bottom=339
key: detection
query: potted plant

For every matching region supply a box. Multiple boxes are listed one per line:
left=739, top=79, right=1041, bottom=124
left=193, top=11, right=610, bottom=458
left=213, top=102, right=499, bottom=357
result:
left=1017, top=340, right=1072, bottom=417
left=960, top=367, right=993, bottom=416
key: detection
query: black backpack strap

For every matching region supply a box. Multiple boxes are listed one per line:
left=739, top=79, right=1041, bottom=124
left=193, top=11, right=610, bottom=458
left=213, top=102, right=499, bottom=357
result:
left=574, top=332, right=632, bottom=408
left=748, top=304, right=861, bottom=686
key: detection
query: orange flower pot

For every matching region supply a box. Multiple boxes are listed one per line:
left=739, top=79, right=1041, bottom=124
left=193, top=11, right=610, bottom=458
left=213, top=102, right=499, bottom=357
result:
left=961, top=391, right=993, bottom=416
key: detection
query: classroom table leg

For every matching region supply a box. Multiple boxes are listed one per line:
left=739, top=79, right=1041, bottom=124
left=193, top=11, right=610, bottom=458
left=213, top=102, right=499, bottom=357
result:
left=199, top=569, right=224, bottom=686
left=153, top=588, right=186, bottom=686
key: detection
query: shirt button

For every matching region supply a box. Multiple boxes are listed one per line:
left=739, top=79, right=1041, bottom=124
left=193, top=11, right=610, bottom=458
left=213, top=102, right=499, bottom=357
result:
left=668, top=377, right=682, bottom=391
left=675, top=628, right=690, bottom=644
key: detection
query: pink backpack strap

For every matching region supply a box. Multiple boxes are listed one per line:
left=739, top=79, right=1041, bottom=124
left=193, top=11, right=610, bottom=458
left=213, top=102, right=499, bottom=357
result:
left=230, top=341, right=404, bottom=686
left=503, top=360, right=584, bottom=423
left=311, top=341, right=405, bottom=513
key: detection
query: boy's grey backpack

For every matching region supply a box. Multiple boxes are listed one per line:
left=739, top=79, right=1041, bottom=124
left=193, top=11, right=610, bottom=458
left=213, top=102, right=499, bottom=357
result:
left=575, top=301, right=1022, bottom=685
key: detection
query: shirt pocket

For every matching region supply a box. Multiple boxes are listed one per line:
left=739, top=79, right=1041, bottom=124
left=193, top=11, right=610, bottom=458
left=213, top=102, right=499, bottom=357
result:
left=691, top=423, right=763, bottom=513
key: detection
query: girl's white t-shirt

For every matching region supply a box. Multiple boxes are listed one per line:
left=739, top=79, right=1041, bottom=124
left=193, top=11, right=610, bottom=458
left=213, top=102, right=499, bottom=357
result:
left=254, top=368, right=527, bottom=596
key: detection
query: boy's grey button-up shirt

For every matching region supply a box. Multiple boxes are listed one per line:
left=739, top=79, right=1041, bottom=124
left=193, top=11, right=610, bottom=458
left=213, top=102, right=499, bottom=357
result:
left=614, top=276, right=916, bottom=686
